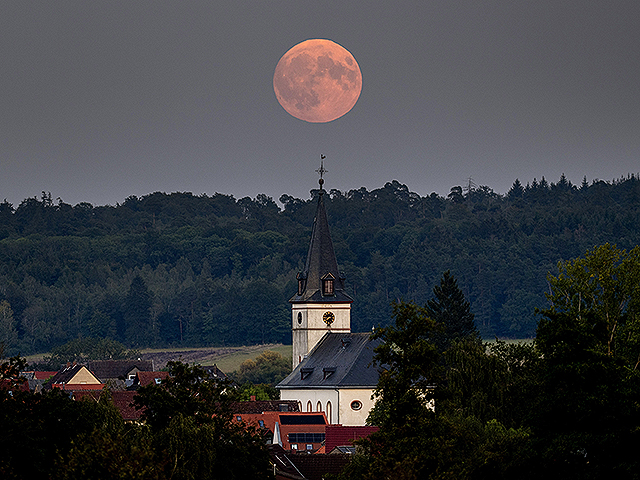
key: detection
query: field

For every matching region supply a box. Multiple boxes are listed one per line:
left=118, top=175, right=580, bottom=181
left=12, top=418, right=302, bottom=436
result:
left=138, top=344, right=292, bottom=373
left=24, top=344, right=293, bottom=375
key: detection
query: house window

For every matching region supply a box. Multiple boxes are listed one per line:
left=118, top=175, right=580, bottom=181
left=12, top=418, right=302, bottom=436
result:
left=236, top=416, right=242, bottom=421
left=326, top=401, right=332, bottom=424
left=307, top=401, right=312, bottom=412
left=317, top=401, right=322, bottom=412
left=306, top=444, right=313, bottom=451
left=288, top=433, right=325, bottom=443
left=258, top=420, right=265, bottom=428
left=297, top=312, right=303, bottom=325
left=291, top=444, right=298, bottom=450
left=350, top=400, right=362, bottom=411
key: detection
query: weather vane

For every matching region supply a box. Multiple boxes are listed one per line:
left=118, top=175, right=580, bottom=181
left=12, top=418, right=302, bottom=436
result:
left=316, top=155, right=328, bottom=191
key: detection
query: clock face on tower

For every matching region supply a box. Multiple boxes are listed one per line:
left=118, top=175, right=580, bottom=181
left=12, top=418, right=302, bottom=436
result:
left=323, top=311, right=335, bottom=326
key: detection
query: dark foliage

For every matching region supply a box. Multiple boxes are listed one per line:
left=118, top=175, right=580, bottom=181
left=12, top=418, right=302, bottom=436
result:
left=0, top=357, right=272, bottom=480
left=1, top=175, right=640, bottom=354
left=340, top=244, right=640, bottom=479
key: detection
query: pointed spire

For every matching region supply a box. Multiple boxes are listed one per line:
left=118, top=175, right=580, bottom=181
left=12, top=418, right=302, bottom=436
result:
left=290, top=158, right=353, bottom=304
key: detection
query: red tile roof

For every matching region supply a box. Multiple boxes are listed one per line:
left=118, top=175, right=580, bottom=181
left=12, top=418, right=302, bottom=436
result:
left=110, top=391, right=141, bottom=421
left=134, top=371, right=169, bottom=387
left=286, top=452, right=350, bottom=480
left=234, top=412, right=328, bottom=451
left=324, top=425, right=379, bottom=452
left=73, top=390, right=142, bottom=421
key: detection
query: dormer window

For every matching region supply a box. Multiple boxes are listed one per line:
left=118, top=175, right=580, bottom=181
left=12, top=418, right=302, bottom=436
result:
left=321, top=273, right=335, bottom=296
left=301, top=367, right=314, bottom=380
left=323, top=367, right=336, bottom=380
left=297, top=272, right=307, bottom=295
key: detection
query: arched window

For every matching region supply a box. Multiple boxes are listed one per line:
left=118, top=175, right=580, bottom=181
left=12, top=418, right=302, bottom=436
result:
left=307, top=401, right=312, bottom=412
left=317, top=401, right=322, bottom=412
left=298, top=401, right=302, bottom=411
left=326, top=401, right=332, bottom=424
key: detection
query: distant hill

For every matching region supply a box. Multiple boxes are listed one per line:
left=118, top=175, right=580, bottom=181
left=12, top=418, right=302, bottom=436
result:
left=1, top=174, right=639, bottom=355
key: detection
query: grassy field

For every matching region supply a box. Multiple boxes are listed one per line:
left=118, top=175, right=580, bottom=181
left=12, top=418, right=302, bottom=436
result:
left=24, top=344, right=293, bottom=375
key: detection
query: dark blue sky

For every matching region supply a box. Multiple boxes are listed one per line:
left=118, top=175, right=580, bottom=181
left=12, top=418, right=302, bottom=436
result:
left=2, top=1, right=639, bottom=207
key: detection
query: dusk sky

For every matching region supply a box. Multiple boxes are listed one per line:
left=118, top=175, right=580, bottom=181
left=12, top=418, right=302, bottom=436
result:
left=2, top=1, right=639, bottom=207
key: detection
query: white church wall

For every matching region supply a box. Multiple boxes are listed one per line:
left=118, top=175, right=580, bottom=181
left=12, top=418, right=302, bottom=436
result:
left=279, top=388, right=340, bottom=424
left=338, top=388, right=376, bottom=426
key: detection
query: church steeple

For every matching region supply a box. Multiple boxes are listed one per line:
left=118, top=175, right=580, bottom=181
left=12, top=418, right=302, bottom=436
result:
left=290, top=159, right=353, bottom=368
left=290, top=161, right=352, bottom=303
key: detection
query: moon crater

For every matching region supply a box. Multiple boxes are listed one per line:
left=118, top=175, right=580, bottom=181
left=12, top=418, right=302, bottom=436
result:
left=274, top=39, right=362, bottom=123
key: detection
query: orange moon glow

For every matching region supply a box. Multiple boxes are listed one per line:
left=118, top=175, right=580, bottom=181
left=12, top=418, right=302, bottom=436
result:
left=273, top=39, right=362, bottom=123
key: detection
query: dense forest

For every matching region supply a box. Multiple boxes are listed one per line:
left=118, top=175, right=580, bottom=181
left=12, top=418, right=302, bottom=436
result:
left=1, top=174, right=639, bottom=355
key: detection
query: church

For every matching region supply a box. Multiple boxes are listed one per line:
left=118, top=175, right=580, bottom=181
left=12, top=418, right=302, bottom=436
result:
left=277, top=169, right=382, bottom=426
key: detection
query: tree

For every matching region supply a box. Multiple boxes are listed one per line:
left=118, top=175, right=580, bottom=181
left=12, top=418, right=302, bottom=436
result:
left=341, top=302, right=534, bottom=480
left=1, top=387, right=123, bottom=480
left=367, top=301, right=441, bottom=428
left=426, top=271, right=479, bottom=352
left=534, top=244, right=640, bottom=478
left=233, top=350, right=291, bottom=386
left=133, top=361, right=272, bottom=479
left=43, top=337, right=136, bottom=367
left=0, top=301, right=18, bottom=353
left=124, top=275, right=154, bottom=346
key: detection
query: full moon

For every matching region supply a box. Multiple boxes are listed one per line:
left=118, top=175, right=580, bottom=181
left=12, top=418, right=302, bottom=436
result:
left=273, top=39, right=362, bottom=123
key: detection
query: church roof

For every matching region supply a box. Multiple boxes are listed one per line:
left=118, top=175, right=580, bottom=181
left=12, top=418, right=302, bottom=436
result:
left=277, top=333, right=382, bottom=389
left=289, top=189, right=353, bottom=304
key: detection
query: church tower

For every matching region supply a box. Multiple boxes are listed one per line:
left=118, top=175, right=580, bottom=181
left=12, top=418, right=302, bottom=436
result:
left=289, top=164, right=353, bottom=368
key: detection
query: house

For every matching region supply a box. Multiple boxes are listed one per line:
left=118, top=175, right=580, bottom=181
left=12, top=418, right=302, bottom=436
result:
left=235, top=411, right=328, bottom=452
left=0, top=377, right=29, bottom=395
left=325, top=424, right=379, bottom=453
left=87, top=359, right=153, bottom=389
left=232, top=398, right=300, bottom=414
left=73, top=390, right=142, bottom=421
left=48, top=364, right=103, bottom=391
left=277, top=173, right=382, bottom=426
left=202, top=364, right=228, bottom=381
left=268, top=444, right=351, bottom=480
left=130, top=371, right=169, bottom=389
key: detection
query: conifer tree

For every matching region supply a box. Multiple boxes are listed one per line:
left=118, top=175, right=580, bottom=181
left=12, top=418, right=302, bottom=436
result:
left=426, top=270, right=479, bottom=351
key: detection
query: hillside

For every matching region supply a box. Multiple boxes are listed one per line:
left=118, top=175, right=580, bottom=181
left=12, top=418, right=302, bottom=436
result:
left=1, top=174, right=640, bottom=355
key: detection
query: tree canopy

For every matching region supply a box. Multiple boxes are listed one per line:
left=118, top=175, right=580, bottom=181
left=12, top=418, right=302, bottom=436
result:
left=1, top=175, right=640, bottom=354
left=340, top=244, right=640, bottom=479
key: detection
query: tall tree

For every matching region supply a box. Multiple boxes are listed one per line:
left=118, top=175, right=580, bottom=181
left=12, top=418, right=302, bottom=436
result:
left=534, top=244, right=640, bottom=478
left=426, top=270, right=479, bottom=352
left=124, top=275, right=154, bottom=346
left=133, top=361, right=272, bottom=479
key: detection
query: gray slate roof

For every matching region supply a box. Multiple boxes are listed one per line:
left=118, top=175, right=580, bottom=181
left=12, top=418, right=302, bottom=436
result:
left=87, top=360, right=153, bottom=381
left=277, top=333, right=382, bottom=389
left=289, top=190, right=353, bottom=304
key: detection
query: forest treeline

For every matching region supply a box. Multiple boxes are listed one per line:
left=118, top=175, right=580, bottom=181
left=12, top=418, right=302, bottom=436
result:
left=1, top=174, right=639, bottom=354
